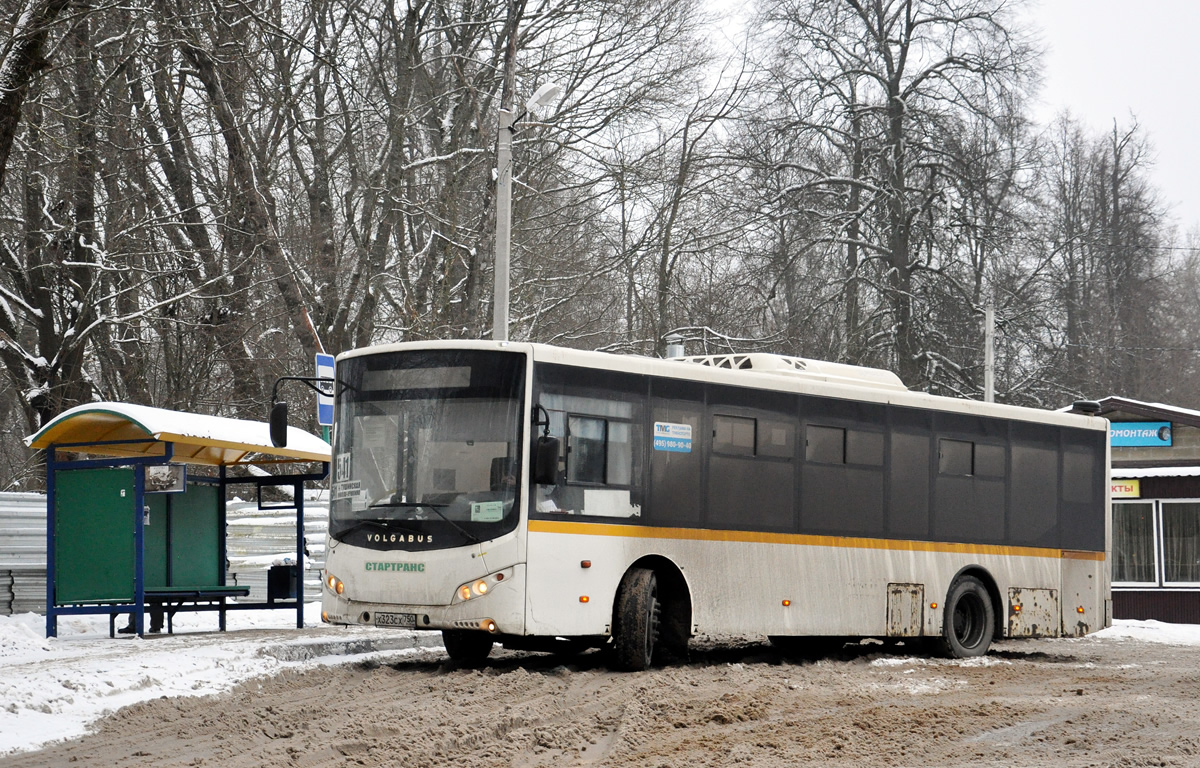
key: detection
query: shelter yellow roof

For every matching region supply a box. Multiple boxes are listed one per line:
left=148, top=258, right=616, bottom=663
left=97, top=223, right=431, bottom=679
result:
left=25, top=402, right=331, bottom=466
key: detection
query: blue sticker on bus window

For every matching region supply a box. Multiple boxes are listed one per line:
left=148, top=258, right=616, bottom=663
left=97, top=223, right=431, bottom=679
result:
left=653, top=422, right=693, bottom=453
left=1110, top=422, right=1171, bottom=447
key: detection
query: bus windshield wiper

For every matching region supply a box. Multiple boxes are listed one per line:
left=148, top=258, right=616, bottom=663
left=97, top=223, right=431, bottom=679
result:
left=368, top=500, right=481, bottom=544
left=423, top=504, right=482, bottom=545
left=333, top=518, right=422, bottom=539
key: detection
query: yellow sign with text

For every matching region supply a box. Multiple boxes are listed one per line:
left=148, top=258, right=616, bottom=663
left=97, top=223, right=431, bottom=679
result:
left=1111, top=479, right=1141, bottom=498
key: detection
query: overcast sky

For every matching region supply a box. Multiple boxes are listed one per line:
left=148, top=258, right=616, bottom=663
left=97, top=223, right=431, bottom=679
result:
left=1031, top=0, right=1200, bottom=237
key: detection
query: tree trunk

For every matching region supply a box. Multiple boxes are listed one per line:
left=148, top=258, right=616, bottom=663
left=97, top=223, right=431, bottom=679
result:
left=180, top=42, right=319, bottom=363
left=0, top=0, right=72, bottom=193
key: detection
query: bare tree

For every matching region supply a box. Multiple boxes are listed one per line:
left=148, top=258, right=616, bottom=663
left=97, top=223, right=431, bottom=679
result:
left=749, top=0, right=1036, bottom=388
left=1041, top=115, right=1169, bottom=400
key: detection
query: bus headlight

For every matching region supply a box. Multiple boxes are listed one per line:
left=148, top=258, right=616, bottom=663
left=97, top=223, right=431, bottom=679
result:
left=326, top=573, right=344, bottom=595
left=452, top=569, right=513, bottom=603
left=456, top=580, right=488, bottom=601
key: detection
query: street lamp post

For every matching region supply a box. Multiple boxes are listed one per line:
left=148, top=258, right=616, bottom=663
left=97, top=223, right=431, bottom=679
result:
left=494, top=108, right=515, bottom=342
left=492, top=83, right=561, bottom=342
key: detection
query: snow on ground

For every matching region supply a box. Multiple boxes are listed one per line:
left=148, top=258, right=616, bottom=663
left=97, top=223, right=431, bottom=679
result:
left=0, top=615, right=1196, bottom=757
left=0, top=603, right=437, bottom=756
left=1091, top=618, right=1200, bottom=646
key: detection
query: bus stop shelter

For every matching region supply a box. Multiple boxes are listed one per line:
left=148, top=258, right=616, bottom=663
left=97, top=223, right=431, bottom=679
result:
left=25, top=402, right=331, bottom=638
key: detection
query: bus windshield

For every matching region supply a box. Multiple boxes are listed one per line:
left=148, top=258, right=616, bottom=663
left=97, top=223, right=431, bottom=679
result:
left=330, top=349, right=525, bottom=550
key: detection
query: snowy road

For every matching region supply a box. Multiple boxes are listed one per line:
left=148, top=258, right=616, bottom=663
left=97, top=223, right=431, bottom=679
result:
left=0, top=604, right=437, bottom=755
left=2, top=613, right=1200, bottom=765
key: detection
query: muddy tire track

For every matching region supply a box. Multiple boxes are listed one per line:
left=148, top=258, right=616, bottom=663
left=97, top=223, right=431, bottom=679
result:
left=3, top=636, right=1198, bottom=767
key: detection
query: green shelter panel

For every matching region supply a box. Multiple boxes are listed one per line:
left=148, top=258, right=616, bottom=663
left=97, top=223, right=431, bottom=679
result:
left=144, top=494, right=168, bottom=589
left=54, top=468, right=135, bottom=604
left=169, top=483, right=221, bottom=586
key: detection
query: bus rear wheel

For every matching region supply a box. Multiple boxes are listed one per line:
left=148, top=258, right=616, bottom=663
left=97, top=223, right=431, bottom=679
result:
left=612, top=568, right=660, bottom=671
left=442, top=629, right=494, bottom=664
left=939, top=576, right=995, bottom=658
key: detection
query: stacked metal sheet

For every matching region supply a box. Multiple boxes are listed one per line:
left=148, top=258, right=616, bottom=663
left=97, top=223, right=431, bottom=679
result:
left=225, top=498, right=328, bottom=602
left=11, top=568, right=46, bottom=613
left=0, top=492, right=49, bottom=615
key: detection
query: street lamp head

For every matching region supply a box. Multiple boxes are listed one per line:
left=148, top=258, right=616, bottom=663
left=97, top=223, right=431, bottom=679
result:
left=525, top=82, right=563, bottom=116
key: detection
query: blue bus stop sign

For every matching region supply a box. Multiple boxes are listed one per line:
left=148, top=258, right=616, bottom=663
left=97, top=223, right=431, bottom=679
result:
left=316, top=353, right=335, bottom=426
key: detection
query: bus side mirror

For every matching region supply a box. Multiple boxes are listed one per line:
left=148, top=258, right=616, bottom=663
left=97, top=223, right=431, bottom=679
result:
left=532, top=435, right=560, bottom=485
left=269, top=401, right=288, bottom=447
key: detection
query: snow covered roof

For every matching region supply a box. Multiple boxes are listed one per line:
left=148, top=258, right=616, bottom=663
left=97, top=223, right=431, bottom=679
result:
left=1111, top=466, right=1200, bottom=479
left=1092, top=396, right=1200, bottom=429
left=24, top=402, right=331, bottom=466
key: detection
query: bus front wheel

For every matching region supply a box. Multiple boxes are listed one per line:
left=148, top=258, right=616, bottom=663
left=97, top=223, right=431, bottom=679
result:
left=939, top=576, right=995, bottom=658
left=612, top=567, right=660, bottom=671
left=442, top=629, right=493, bottom=664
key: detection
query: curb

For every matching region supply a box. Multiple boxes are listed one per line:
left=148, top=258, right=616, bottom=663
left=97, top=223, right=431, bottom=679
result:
left=259, top=631, right=445, bottom=662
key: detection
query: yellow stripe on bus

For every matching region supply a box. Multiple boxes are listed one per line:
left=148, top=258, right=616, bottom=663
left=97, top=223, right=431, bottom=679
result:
left=527, top=519, right=1106, bottom=561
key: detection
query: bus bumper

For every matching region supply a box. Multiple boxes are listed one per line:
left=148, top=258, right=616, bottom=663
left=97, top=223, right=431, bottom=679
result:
left=321, top=563, right=527, bottom=636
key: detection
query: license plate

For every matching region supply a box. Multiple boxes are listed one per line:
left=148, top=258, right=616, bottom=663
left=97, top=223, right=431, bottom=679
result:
left=374, top=612, right=417, bottom=628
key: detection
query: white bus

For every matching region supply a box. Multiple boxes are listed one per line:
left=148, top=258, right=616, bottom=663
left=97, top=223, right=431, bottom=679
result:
left=310, top=341, right=1110, bottom=669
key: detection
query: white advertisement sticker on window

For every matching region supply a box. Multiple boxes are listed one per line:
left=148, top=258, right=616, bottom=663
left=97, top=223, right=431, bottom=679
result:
left=332, top=480, right=361, bottom=501
left=471, top=501, right=505, bottom=522
left=653, top=421, right=693, bottom=453
left=360, top=417, right=392, bottom=449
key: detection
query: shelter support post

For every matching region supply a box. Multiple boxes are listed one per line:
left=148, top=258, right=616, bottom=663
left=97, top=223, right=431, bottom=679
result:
left=133, top=463, right=145, bottom=637
left=45, top=448, right=56, bottom=639
left=296, top=480, right=305, bottom=629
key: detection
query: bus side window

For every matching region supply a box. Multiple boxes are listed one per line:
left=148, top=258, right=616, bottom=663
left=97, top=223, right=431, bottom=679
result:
left=801, top=421, right=884, bottom=535
left=714, top=415, right=756, bottom=456
left=567, top=416, right=607, bottom=484
left=607, top=421, right=632, bottom=485
left=566, top=415, right=634, bottom=487
left=938, top=438, right=974, bottom=475
left=805, top=425, right=845, bottom=463
left=548, top=413, right=640, bottom=519
left=535, top=377, right=643, bottom=519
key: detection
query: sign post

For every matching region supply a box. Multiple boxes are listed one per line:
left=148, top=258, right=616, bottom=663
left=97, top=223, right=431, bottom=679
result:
left=316, top=353, right=334, bottom=442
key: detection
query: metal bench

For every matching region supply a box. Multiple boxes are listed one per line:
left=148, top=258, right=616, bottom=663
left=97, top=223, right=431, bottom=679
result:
left=106, top=585, right=252, bottom=637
